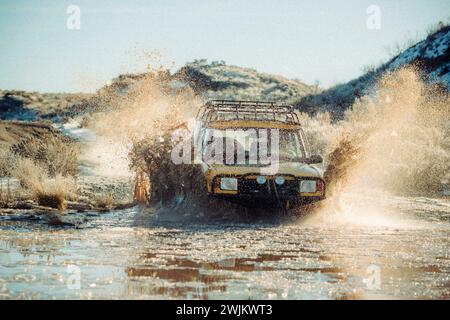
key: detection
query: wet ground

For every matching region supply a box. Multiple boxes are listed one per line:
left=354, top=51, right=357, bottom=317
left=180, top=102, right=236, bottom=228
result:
left=0, top=193, right=449, bottom=299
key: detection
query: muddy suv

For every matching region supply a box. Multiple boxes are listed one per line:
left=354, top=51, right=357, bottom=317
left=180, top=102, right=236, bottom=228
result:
left=193, top=100, right=325, bottom=208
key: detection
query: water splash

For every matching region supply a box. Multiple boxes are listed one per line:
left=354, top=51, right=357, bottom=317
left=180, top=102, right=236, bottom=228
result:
left=310, top=66, right=450, bottom=227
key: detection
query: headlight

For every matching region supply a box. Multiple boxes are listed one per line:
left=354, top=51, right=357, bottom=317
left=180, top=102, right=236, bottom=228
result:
left=275, top=176, right=285, bottom=185
left=256, top=176, right=266, bottom=185
left=220, top=177, right=238, bottom=191
left=300, top=180, right=317, bottom=193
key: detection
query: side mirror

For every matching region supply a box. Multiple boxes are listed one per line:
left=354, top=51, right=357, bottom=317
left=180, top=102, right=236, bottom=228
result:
left=306, top=155, right=323, bottom=164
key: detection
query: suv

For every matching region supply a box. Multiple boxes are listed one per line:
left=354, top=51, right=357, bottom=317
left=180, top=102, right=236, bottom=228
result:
left=193, top=100, right=325, bottom=208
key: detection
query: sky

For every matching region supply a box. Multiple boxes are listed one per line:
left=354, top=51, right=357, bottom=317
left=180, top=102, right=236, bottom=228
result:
left=0, top=0, right=449, bottom=93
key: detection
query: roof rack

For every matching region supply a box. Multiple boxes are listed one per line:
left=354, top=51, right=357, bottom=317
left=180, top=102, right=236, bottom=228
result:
left=197, top=100, right=300, bottom=125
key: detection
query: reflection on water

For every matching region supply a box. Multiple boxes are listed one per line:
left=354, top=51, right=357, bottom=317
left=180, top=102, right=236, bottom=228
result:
left=0, top=198, right=449, bottom=299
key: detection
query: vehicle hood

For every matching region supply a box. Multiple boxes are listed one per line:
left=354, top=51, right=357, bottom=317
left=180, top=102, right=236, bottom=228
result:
left=205, top=162, right=324, bottom=179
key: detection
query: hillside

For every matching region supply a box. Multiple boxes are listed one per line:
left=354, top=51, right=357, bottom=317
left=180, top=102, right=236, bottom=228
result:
left=174, top=60, right=316, bottom=103
left=72, top=60, right=317, bottom=117
left=0, top=120, right=74, bottom=155
left=0, top=61, right=316, bottom=123
left=295, top=24, right=450, bottom=118
left=0, top=90, right=92, bottom=121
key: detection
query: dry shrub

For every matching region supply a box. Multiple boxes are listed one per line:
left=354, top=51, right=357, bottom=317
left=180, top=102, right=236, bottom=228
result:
left=0, top=150, right=17, bottom=202
left=93, top=193, right=114, bottom=211
left=13, top=158, right=76, bottom=210
left=0, top=149, right=17, bottom=177
left=11, top=135, right=79, bottom=177
left=35, top=190, right=65, bottom=210
left=12, top=157, right=46, bottom=190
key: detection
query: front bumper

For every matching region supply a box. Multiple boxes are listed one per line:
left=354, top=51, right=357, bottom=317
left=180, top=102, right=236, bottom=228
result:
left=210, top=175, right=325, bottom=201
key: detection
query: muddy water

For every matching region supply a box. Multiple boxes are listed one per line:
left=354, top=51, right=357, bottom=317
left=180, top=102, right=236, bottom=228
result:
left=0, top=195, right=449, bottom=300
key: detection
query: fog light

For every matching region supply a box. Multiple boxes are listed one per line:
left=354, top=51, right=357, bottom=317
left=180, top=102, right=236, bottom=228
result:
left=220, top=178, right=238, bottom=191
left=256, top=176, right=266, bottom=184
left=300, top=180, right=317, bottom=193
left=275, top=176, right=285, bottom=185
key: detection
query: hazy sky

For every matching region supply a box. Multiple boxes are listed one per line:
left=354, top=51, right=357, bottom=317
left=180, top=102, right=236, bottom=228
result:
left=0, top=0, right=449, bottom=93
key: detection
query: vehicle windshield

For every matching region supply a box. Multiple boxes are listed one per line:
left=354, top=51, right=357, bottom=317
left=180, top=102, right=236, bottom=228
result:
left=201, top=127, right=307, bottom=166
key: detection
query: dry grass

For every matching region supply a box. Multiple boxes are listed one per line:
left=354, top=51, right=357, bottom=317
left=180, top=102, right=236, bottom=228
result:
left=0, top=150, right=17, bottom=203
left=35, top=191, right=66, bottom=210
left=0, top=149, right=16, bottom=177
left=11, top=135, right=79, bottom=177
left=12, top=157, right=77, bottom=210
left=0, top=123, right=80, bottom=210
left=93, top=193, right=114, bottom=211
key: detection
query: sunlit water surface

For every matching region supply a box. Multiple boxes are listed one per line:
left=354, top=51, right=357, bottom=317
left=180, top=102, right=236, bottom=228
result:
left=0, top=195, right=449, bottom=299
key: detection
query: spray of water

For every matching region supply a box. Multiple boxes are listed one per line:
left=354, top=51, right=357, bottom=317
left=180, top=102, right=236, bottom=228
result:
left=82, top=68, right=201, bottom=178
left=307, top=66, right=450, bottom=227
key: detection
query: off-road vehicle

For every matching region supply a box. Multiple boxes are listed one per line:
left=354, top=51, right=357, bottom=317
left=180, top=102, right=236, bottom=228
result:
left=193, top=100, right=325, bottom=208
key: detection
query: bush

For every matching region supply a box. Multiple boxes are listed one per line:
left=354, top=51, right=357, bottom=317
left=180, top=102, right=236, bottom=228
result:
left=11, top=135, right=79, bottom=177
left=35, top=191, right=65, bottom=210
left=0, top=149, right=17, bottom=177
left=13, top=158, right=76, bottom=210
left=93, top=193, right=114, bottom=211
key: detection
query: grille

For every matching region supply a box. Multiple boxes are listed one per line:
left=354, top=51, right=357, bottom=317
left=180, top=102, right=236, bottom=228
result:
left=238, top=179, right=298, bottom=197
